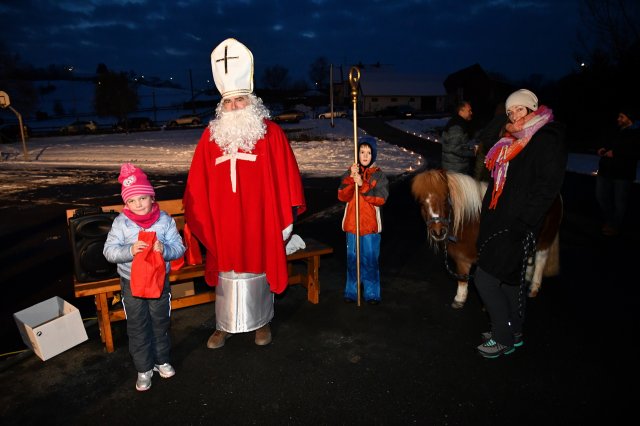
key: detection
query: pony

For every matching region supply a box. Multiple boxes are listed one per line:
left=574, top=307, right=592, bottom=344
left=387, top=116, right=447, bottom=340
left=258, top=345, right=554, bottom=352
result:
left=410, top=169, right=562, bottom=309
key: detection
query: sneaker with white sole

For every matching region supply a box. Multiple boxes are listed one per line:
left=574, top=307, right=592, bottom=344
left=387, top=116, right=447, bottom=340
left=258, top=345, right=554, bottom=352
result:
left=481, top=331, right=524, bottom=347
left=136, top=370, right=153, bottom=391
left=153, top=363, right=176, bottom=378
left=477, top=339, right=515, bottom=359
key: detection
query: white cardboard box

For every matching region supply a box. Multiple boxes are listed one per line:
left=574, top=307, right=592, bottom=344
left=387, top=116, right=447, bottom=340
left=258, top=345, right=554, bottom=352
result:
left=13, top=296, right=88, bottom=361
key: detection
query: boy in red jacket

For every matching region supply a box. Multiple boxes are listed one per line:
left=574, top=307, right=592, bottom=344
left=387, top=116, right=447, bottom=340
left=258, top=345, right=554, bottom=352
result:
left=338, top=136, right=389, bottom=304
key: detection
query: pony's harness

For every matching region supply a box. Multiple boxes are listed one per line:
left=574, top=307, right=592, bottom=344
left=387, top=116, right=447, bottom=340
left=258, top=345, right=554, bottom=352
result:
left=425, top=194, right=536, bottom=311
left=423, top=196, right=465, bottom=277
left=424, top=195, right=454, bottom=237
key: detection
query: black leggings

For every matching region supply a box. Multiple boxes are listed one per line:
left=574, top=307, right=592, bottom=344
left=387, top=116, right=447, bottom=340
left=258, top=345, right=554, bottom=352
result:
left=474, top=267, right=524, bottom=346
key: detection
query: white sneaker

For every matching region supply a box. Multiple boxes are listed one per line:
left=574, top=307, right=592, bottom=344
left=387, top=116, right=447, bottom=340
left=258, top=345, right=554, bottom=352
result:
left=136, top=370, right=153, bottom=391
left=153, top=363, right=176, bottom=378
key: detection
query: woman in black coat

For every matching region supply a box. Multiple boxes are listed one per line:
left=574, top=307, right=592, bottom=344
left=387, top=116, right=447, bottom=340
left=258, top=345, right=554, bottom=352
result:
left=474, top=89, right=568, bottom=359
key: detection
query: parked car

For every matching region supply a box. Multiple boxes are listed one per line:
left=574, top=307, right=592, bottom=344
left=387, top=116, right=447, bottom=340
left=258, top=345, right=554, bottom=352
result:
left=272, top=110, right=305, bottom=123
left=60, top=120, right=98, bottom=134
left=166, top=114, right=202, bottom=127
left=375, top=105, right=415, bottom=118
left=114, top=117, right=154, bottom=131
left=318, top=109, right=347, bottom=119
left=0, top=123, right=30, bottom=143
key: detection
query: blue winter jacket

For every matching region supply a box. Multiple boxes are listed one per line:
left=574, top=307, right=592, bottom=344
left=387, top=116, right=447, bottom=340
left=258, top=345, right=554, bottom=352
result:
left=103, top=210, right=186, bottom=280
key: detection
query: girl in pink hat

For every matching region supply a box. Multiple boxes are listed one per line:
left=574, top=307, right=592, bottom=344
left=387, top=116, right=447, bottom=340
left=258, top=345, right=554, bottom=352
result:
left=103, top=163, right=185, bottom=391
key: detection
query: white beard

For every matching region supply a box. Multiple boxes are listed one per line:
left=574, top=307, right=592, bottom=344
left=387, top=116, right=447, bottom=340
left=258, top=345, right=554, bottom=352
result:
left=210, top=101, right=268, bottom=155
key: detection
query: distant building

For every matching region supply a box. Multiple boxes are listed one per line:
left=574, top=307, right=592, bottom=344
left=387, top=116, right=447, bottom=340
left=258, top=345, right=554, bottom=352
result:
left=342, top=63, right=447, bottom=114
left=443, top=63, right=515, bottom=125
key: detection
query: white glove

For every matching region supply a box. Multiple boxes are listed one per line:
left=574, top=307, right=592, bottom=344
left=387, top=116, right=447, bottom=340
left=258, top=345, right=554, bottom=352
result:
left=285, top=234, right=306, bottom=255
left=282, top=224, right=293, bottom=241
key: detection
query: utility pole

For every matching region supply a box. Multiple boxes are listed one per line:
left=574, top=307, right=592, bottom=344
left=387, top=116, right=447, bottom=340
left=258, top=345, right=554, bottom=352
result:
left=189, top=69, right=196, bottom=114
left=329, top=64, right=335, bottom=128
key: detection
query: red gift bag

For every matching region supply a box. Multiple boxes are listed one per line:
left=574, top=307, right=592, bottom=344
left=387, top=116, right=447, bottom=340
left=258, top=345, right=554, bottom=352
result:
left=170, top=255, right=185, bottom=271
left=183, top=223, right=203, bottom=265
left=130, top=231, right=166, bottom=298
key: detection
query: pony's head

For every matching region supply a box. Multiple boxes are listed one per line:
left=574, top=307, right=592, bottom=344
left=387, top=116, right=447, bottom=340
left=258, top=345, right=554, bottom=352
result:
left=411, top=169, right=486, bottom=244
left=411, top=169, right=451, bottom=243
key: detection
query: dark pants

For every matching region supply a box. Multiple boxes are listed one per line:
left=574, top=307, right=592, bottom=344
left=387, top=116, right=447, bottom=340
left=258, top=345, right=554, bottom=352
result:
left=474, top=267, right=523, bottom=346
left=121, top=276, right=172, bottom=373
left=596, top=175, right=632, bottom=231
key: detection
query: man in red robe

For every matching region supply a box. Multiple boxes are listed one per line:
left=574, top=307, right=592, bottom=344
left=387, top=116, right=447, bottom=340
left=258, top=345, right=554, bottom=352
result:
left=183, top=38, right=306, bottom=349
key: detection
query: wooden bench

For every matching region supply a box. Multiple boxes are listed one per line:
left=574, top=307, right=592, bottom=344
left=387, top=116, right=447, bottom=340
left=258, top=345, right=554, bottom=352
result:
left=66, top=199, right=333, bottom=353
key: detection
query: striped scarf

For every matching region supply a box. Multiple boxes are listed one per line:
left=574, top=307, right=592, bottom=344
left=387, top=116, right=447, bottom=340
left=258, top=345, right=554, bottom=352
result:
left=484, top=105, right=553, bottom=209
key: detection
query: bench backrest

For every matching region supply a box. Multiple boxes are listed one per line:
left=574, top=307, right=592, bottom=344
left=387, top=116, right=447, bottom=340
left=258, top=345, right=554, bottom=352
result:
left=66, top=199, right=186, bottom=230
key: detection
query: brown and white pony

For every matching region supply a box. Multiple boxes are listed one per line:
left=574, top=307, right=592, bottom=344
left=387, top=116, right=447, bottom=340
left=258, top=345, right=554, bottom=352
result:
left=411, top=169, right=562, bottom=309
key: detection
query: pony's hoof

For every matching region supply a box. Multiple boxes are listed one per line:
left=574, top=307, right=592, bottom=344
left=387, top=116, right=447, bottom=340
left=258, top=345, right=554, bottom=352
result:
left=451, top=300, right=465, bottom=309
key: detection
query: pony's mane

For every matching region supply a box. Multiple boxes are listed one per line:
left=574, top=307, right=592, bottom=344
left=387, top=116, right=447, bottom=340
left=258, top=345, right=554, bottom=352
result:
left=445, top=171, right=486, bottom=235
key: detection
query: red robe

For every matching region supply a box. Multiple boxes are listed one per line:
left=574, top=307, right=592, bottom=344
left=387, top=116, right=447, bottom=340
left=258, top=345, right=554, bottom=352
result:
left=183, top=120, right=306, bottom=293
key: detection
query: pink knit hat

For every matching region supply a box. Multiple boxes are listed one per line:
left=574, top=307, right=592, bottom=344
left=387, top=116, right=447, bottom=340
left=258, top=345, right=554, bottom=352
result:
left=118, top=163, right=155, bottom=202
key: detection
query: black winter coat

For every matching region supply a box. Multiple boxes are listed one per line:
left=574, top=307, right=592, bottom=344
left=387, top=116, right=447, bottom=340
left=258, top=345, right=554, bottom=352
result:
left=477, top=121, right=567, bottom=284
left=597, top=125, right=640, bottom=181
left=441, top=115, right=475, bottom=173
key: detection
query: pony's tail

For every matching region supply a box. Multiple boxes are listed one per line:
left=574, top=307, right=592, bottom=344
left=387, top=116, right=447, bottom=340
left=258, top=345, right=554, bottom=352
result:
left=543, top=233, right=560, bottom=277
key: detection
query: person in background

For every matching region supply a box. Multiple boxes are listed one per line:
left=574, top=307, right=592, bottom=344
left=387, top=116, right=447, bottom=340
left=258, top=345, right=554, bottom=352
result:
left=441, top=100, right=477, bottom=175
left=474, top=89, right=567, bottom=359
left=183, top=38, right=306, bottom=350
left=103, top=163, right=186, bottom=391
left=338, top=136, right=389, bottom=305
left=474, top=102, right=508, bottom=182
left=595, top=109, right=640, bottom=236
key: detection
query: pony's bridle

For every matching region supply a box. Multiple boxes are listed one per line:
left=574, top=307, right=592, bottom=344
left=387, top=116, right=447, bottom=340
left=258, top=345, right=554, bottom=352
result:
left=423, top=196, right=453, bottom=242
left=423, top=195, right=468, bottom=280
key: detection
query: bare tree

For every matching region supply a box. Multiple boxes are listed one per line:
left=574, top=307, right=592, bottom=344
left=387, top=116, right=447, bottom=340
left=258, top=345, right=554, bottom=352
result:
left=0, top=42, right=38, bottom=115
left=94, top=70, right=138, bottom=121
left=578, top=0, right=640, bottom=64
left=262, top=65, right=290, bottom=90
left=308, top=57, right=330, bottom=91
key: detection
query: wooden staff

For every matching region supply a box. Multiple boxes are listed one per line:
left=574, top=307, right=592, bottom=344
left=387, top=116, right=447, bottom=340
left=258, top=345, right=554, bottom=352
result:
left=348, top=66, right=361, bottom=306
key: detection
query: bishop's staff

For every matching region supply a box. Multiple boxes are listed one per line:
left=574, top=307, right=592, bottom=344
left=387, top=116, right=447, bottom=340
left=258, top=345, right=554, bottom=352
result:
left=348, top=66, right=362, bottom=306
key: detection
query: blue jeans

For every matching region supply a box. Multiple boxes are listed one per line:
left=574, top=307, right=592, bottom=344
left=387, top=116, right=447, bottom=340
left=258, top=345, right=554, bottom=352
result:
left=345, top=232, right=381, bottom=302
left=121, top=276, right=172, bottom=373
left=596, top=176, right=632, bottom=230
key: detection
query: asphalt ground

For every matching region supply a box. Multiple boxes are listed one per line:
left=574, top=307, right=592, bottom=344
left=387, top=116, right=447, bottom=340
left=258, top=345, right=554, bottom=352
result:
left=0, top=118, right=637, bottom=425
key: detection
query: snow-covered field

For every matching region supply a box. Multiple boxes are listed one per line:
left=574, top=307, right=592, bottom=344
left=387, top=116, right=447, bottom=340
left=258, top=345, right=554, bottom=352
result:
left=0, top=118, right=423, bottom=177
left=2, top=112, right=635, bottom=206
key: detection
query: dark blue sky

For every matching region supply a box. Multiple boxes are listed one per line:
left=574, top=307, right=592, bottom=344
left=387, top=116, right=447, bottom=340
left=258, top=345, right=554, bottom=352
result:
left=2, top=0, right=583, bottom=90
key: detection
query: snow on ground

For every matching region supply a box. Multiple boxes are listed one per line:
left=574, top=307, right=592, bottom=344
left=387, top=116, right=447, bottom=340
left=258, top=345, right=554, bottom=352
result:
left=0, top=118, right=423, bottom=179
left=0, top=116, right=632, bottom=191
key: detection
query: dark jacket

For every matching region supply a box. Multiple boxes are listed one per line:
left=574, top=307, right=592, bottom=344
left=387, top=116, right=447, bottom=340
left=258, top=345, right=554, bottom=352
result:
left=441, top=115, right=475, bottom=174
left=474, top=114, right=509, bottom=181
left=477, top=121, right=567, bottom=284
left=597, top=124, right=640, bottom=181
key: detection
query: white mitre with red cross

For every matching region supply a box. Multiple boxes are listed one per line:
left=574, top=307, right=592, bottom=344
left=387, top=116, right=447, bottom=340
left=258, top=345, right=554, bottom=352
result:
left=211, top=38, right=254, bottom=99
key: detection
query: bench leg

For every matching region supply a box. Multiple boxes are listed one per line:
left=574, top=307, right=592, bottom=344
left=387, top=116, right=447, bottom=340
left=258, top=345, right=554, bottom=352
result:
left=94, top=296, right=105, bottom=344
left=306, top=256, right=320, bottom=304
left=96, top=293, right=115, bottom=353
